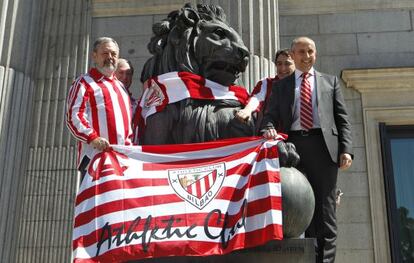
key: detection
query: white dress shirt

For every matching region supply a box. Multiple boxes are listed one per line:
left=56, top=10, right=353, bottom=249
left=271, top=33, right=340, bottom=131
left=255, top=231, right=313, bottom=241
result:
left=290, top=68, right=321, bottom=130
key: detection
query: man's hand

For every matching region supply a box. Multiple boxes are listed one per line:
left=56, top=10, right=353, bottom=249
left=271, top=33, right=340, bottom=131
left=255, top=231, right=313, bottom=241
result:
left=263, top=128, right=278, bottom=139
left=339, top=153, right=352, bottom=170
left=90, top=137, right=110, bottom=151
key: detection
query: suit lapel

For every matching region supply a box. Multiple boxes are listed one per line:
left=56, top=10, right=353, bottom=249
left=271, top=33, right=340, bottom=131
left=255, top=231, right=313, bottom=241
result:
left=285, top=73, right=295, bottom=109
left=284, top=73, right=295, bottom=130
left=315, top=70, right=324, bottom=106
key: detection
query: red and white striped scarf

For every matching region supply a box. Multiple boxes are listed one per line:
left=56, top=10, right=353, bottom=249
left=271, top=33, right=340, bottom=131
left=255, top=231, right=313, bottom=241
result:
left=132, top=72, right=250, bottom=144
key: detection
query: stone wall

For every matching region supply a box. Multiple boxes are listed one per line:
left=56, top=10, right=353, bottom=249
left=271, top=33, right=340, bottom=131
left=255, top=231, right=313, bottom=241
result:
left=91, top=0, right=280, bottom=96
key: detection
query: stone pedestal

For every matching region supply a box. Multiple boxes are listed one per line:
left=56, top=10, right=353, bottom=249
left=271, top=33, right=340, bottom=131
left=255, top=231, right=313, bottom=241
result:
left=135, top=238, right=315, bottom=263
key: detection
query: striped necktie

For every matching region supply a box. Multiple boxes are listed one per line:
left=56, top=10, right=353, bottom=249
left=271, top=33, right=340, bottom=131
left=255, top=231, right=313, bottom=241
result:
left=300, top=72, right=313, bottom=130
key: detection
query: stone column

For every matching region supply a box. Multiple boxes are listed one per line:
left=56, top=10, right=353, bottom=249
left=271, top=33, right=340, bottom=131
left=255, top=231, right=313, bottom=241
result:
left=0, top=0, right=39, bottom=261
left=16, top=0, right=91, bottom=261
left=0, top=0, right=91, bottom=261
left=198, top=0, right=279, bottom=91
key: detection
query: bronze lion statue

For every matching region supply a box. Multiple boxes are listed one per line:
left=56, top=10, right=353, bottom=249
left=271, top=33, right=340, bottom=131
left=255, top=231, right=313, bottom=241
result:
left=137, top=3, right=299, bottom=167
left=141, top=4, right=248, bottom=86
left=138, top=3, right=256, bottom=145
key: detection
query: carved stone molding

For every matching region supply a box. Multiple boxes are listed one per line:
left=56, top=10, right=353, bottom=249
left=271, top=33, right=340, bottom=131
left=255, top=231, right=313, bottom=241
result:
left=91, top=0, right=194, bottom=17
left=279, top=0, right=414, bottom=15
left=342, top=67, right=414, bottom=93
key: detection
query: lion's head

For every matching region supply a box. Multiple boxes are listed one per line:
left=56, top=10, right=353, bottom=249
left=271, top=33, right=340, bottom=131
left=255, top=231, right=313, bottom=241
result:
left=141, top=3, right=249, bottom=86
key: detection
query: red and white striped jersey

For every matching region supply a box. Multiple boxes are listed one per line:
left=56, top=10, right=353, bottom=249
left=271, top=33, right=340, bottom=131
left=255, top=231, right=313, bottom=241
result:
left=247, top=76, right=279, bottom=113
left=66, top=68, right=133, bottom=167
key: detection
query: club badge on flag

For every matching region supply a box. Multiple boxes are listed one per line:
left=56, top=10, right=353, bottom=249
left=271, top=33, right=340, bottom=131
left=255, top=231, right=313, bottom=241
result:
left=72, top=137, right=283, bottom=263
left=169, top=163, right=226, bottom=210
left=143, top=79, right=165, bottom=108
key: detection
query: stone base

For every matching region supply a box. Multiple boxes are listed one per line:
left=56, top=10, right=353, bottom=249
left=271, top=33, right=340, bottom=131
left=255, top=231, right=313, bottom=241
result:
left=134, top=238, right=315, bottom=263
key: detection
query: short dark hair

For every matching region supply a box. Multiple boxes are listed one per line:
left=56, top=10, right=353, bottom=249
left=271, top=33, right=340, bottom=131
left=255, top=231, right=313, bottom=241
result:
left=274, top=49, right=290, bottom=62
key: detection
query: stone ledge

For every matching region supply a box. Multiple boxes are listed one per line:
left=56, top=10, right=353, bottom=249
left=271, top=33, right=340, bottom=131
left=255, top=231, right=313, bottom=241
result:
left=342, top=67, right=414, bottom=93
left=133, top=238, right=315, bottom=263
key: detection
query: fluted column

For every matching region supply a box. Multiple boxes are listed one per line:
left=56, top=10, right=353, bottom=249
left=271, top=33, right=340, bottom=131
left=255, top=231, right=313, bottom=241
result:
left=0, top=0, right=92, bottom=262
left=0, top=0, right=39, bottom=261
left=198, top=0, right=279, bottom=91
left=16, top=0, right=91, bottom=260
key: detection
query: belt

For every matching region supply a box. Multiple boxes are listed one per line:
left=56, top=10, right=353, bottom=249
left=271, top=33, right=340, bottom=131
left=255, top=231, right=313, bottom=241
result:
left=289, top=128, right=322, bottom=136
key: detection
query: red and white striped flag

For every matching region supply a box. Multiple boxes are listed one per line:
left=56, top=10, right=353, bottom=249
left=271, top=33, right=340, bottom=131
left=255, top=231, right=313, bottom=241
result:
left=72, top=136, right=284, bottom=262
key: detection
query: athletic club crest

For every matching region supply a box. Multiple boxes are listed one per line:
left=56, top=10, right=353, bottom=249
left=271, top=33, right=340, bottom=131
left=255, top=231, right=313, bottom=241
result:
left=143, top=79, right=165, bottom=108
left=168, top=163, right=226, bottom=210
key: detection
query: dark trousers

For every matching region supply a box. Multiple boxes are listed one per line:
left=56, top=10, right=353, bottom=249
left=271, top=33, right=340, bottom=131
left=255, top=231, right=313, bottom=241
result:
left=288, top=132, right=338, bottom=263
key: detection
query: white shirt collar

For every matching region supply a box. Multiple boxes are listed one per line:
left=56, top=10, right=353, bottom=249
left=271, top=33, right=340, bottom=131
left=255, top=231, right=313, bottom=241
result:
left=295, top=68, right=315, bottom=80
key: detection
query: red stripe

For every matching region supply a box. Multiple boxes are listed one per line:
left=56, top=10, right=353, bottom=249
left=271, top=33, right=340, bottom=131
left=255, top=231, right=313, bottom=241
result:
left=73, top=223, right=282, bottom=262
left=204, top=171, right=212, bottom=192
left=228, top=85, right=249, bottom=105
left=66, top=81, right=92, bottom=142
left=141, top=136, right=262, bottom=154
left=195, top=179, right=202, bottom=198
left=214, top=171, right=280, bottom=201
left=73, top=196, right=282, bottom=249
left=87, top=84, right=101, bottom=138
left=178, top=71, right=215, bottom=100
left=75, top=178, right=169, bottom=206
left=97, top=81, right=117, bottom=144
left=112, top=81, right=131, bottom=143
left=256, top=144, right=279, bottom=162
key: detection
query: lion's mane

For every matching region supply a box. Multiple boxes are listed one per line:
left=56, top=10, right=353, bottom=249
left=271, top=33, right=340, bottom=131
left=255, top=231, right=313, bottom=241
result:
left=141, top=4, right=229, bottom=83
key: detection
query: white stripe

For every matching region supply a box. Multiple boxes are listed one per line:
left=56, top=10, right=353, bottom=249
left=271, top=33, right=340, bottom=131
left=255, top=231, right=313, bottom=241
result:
left=191, top=182, right=197, bottom=196
left=73, top=209, right=282, bottom=259
left=67, top=84, right=95, bottom=140
left=84, top=76, right=109, bottom=140
left=103, top=79, right=125, bottom=143
left=206, top=79, right=239, bottom=100
left=113, top=138, right=267, bottom=162
left=255, top=78, right=269, bottom=102
left=249, top=78, right=268, bottom=111
left=199, top=177, right=206, bottom=196
left=208, top=173, right=214, bottom=188
left=158, top=72, right=190, bottom=103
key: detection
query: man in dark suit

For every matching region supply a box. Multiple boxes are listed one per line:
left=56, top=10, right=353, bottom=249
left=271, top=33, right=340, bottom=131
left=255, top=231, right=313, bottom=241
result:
left=262, top=36, right=353, bottom=263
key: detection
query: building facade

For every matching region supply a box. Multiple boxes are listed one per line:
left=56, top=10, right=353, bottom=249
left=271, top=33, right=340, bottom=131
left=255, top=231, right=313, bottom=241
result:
left=0, top=0, right=413, bottom=262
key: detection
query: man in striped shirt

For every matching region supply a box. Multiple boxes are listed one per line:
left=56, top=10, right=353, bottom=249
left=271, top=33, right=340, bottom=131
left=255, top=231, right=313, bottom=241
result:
left=66, top=37, right=133, bottom=177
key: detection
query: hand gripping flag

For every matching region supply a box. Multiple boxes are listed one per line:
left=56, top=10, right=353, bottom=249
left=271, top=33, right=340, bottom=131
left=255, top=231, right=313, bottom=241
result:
left=72, top=136, right=284, bottom=262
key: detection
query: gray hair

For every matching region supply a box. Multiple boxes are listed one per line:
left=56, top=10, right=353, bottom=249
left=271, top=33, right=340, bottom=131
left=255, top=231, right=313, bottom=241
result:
left=290, top=36, right=316, bottom=51
left=93, top=37, right=119, bottom=52
left=117, top=58, right=134, bottom=75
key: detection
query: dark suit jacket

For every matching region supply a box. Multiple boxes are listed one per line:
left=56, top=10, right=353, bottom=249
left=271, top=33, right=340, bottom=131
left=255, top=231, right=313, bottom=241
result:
left=262, top=70, right=353, bottom=163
